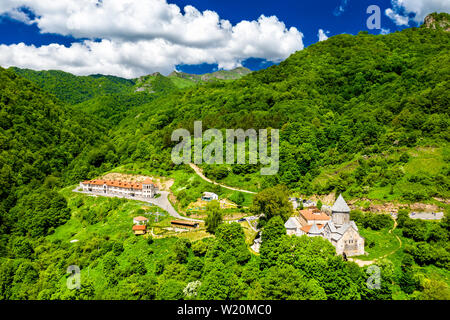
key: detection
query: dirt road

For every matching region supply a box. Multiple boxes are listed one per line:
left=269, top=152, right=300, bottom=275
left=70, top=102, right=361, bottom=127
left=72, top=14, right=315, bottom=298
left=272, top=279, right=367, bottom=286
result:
left=189, top=163, right=256, bottom=194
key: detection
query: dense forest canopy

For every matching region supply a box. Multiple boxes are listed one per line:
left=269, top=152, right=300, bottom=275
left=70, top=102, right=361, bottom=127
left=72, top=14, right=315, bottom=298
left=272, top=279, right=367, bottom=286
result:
left=0, top=68, right=114, bottom=244
left=104, top=26, right=449, bottom=200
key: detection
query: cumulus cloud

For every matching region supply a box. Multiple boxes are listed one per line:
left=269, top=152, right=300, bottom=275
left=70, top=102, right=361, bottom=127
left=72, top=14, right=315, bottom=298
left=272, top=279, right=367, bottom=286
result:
left=385, top=8, right=410, bottom=26
left=386, top=0, right=450, bottom=26
left=0, top=0, right=304, bottom=77
left=318, top=29, right=329, bottom=42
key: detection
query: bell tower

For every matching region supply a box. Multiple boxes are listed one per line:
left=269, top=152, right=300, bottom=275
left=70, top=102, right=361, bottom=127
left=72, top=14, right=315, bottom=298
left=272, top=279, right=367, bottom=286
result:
left=331, top=194, right=350, bottom=226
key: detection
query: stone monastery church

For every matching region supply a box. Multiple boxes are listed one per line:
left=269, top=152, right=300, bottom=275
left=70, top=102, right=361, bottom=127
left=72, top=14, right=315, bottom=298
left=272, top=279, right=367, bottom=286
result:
left=285, top=194, right=365, bottom=257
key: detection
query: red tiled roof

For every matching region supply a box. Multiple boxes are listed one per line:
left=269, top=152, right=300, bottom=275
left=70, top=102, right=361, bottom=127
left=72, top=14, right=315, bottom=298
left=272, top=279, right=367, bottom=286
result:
left=142, top=178, right=155, bottom=185
left=134, top=216, right=148, bottom=221
left=132, top=225, right=147, bottom=231
left=301, top=224, right=324, bottom=233
left=82, top=179, right=143, bottom=190
left=87, top=179, right=106, bottom=186
left=299, top=209, right=330, bottom=221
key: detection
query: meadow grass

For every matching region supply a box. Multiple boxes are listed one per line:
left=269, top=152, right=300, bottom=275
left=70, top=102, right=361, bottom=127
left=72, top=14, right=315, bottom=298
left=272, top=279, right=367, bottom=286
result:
left=354, top=227, right=400, bottom=261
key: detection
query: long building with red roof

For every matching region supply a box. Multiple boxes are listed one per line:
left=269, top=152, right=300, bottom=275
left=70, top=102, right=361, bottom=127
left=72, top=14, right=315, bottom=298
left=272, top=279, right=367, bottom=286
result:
left=80, top=178, right=158, bottom=198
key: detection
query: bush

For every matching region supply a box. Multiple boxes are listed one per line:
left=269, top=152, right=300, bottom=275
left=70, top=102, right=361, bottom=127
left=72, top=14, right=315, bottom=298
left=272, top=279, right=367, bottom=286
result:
left=192, top=240, right=209, bottom=257
left=158, top=279, right=185, bottom=300
left=173, top=238, right=191, bottom=263
left=112, top=242, right=124, bottom=256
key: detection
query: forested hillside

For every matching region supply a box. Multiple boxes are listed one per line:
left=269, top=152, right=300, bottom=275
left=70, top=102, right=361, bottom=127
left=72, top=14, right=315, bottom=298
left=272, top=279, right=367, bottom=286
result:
left=12, top=25, right=448, bottom=203
left=12, top=67, right=252, bottom=104
left=0, top=19, right=449, bottom=300
left=104, top=26, right=449, bottom=202
left=0, top=67, right=113, bottom=249
left=11, top=68, right=135, bottom=105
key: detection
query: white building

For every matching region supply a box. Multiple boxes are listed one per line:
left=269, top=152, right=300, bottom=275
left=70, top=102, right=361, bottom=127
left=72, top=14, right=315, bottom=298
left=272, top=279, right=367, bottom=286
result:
left=202, top=192, right=218, bottom=201
left=409, top=212, right=444, bottom=220
left=80, top=178, right=158, bottom=198
left=288, top=197, right=301, bottom=209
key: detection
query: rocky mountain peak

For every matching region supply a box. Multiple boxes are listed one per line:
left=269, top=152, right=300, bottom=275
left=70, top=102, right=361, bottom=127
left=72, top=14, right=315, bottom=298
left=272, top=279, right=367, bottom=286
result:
left=423, top=12, right=450, bottom=32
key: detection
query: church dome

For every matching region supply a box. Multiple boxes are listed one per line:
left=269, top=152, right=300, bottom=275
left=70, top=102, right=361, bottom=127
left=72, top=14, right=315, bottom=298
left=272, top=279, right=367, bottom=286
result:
left=331, top=194, right=350, bottom=213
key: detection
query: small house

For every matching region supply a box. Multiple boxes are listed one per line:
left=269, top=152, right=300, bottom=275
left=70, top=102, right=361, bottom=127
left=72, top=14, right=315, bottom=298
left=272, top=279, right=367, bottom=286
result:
left=132, top=224, right=147, bottom=235
left=133, top=216, right=149, bottom=225
left=202, top=192, right=218, bottom=201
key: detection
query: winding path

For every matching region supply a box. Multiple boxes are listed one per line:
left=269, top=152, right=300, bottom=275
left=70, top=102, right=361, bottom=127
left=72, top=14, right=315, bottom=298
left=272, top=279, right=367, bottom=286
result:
left=189, top=163, right=256, bottom=194
left=349, top=218, right=402, bottom=267
left=378, top=219, right=402, bottom=260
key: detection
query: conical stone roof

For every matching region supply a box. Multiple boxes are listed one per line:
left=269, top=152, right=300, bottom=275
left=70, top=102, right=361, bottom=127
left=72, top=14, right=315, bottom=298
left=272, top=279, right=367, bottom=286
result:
left=331, top=194, right=350, bottom=213
left=285, top=217, right=300, bottom=229
left=308, top=223, right=322, bottom=235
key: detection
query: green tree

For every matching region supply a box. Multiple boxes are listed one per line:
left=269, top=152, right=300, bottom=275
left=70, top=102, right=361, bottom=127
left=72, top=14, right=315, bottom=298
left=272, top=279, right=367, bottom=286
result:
left=11, top=237, right=34, bottom=259
left=260, top=216, right=286, bottom=269
left=158, top=279, right=185, bottom=300
left=173, top=238, right=191, bottom=263
left=420, top=278, right=450, bottom=300
left=102, top=252, right=118, bottom=274
left=251, top=185, right=293, bottom=224
left=192, top=239, right=209, bottom=257
left=198, top=267, right=231, bottom=300
left=317, top=199, right=323, bottom=210
left=205, top=200, right=223, bottom=234
left=258, top=265, right=326, bottom=300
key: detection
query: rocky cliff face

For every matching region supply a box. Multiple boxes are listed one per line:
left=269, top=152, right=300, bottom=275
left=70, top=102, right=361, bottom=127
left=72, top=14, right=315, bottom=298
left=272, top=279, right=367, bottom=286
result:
left=423, top=12, right=450, bottom=31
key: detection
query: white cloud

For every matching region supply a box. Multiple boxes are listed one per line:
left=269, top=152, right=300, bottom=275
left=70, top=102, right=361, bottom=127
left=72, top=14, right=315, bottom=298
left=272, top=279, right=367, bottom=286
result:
left=380, top=28, right=391, bottom=35
left=385, top=8, right=410, bottom=26
left=0, top=0, right=304, bottom=77
left=318, top=29, right=329, bottom=42
left=386, top=0, right=450, bottom=26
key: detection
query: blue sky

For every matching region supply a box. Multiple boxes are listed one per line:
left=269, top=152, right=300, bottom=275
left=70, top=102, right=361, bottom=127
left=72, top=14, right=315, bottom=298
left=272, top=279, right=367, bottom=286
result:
left=173, top=0, right=402, bottom=73
left=0, top=0, right=446, bottom=77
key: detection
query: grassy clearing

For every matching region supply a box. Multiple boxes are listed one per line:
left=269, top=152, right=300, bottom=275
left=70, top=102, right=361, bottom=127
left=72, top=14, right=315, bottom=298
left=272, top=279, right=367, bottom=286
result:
left=215, top=173, right=262, bottom=193
left=353, top=227, right=400, bottom=261
left=405, top=147, right=444, bottom=175
left=176, top=230, right=214, bottom=242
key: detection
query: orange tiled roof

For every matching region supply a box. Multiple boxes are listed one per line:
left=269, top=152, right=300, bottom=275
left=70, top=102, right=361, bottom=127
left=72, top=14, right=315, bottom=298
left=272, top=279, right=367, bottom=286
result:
left=301, top=224, right=324, bottom=233
left=132, top=225, right=147, bottom=231
left=82, top=179, right=143, bottom=190
left=86, top=179, right=106, bottom=186
left=134, top=216, right=148, bottom=221
left=142, top=178, right=155, bottom=185
left=299, top=209, right=330, bottom=221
